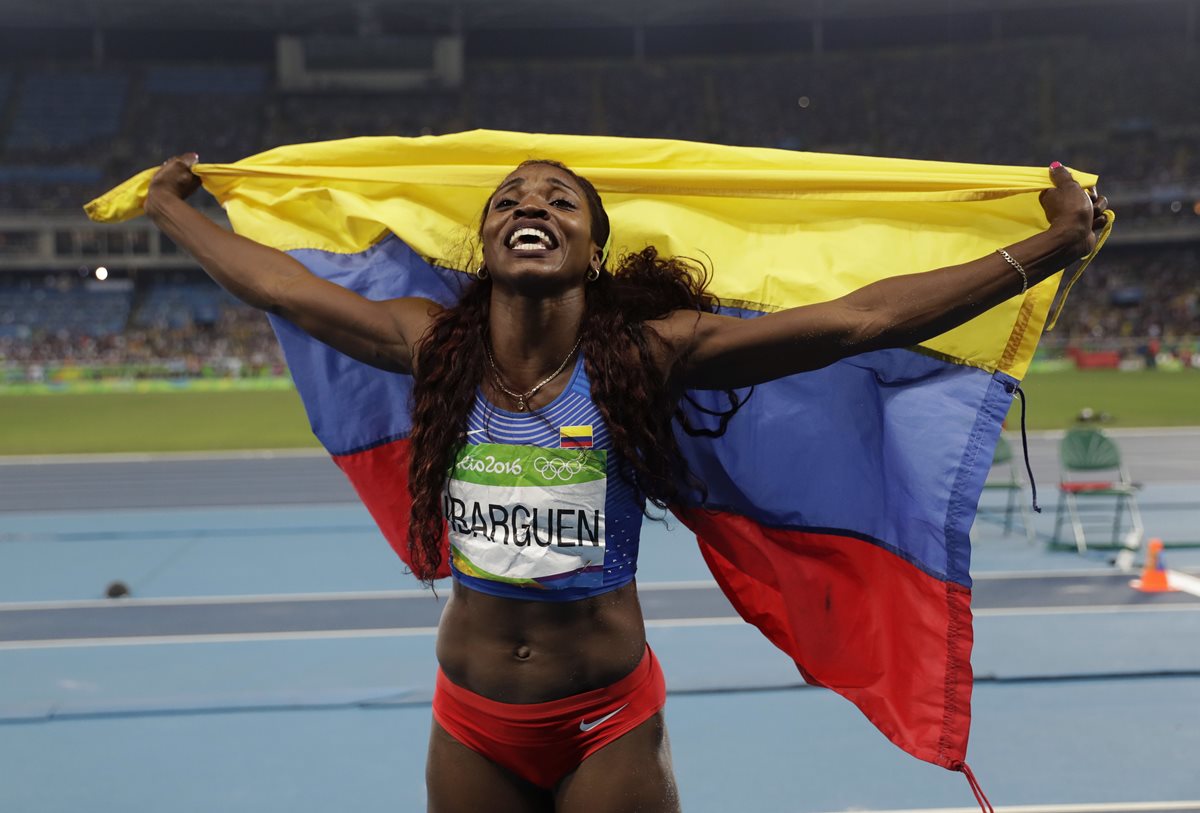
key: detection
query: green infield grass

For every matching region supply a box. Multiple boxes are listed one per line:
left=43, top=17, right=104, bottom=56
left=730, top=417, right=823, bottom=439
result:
left=2, top=369, right=1198, bottom=455
left=1, top=391, right=318, bottom=455
left=1008, top=369, right=1200, bottom=431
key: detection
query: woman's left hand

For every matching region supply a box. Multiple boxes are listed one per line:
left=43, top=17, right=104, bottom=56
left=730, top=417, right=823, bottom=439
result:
left=1040, top=163, right=1109, bottom=259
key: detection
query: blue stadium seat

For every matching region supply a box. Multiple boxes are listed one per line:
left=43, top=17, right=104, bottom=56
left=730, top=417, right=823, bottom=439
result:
left=0, top=281, right=133, bottom=338
left=131, top=282, right=239, bottom=330
left=143, top=66, right=267, bottom=95
left=6, top=72, right=129, bottom=150
left=0, top=165, right=103, bottom=184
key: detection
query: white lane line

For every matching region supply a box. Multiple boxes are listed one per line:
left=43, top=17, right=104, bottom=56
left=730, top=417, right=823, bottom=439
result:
left=0, top=627, right=440, bottom=650
left=1167, top=570, right=1200, bottom=597
left=7, top=572, right=1192, bottom=613
left=645, top=616, right=743, bottom=628
left=973, top=569, right=1132, bottom=581
left=0, top=580, right=719, bottom=612
left=3, top=427, right=1197, bottom=466
left=1025, top=427, right=1200, bottom=439
left=0, top=448, right=328, bottom=465
left=5, top=603, right=1200, bottom=652
left=0, top=589, right=442, bottom=612
left=832, top=802, right=1200, bottom=813
left=0, top=615, right=742, bottom=651
left=9, top=573, right=1196, bottom=614
left=637, top=579, right=721, bottom=591
left=976, top=604, right=1200, bottom=618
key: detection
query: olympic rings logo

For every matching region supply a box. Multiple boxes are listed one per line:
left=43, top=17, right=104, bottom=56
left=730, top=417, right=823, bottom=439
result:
left=533, top=456, right=584, bottom=481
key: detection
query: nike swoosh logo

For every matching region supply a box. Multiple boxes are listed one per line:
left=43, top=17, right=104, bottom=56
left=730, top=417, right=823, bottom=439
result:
left=579, top=703, right=628, bottom=732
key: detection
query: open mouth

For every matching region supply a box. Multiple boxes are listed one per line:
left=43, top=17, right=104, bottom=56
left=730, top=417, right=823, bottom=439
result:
left=505, top=226, right=558, bottom=252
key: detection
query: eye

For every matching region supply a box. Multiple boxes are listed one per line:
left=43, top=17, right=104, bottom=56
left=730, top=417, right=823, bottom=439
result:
left=494, top=198, right=516, bottom=209
left=552, top=198, right=577, bottom=210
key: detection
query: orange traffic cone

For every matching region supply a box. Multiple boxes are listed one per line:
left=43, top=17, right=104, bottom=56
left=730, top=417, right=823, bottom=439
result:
left=1130, top=538, right=1178, bottom=593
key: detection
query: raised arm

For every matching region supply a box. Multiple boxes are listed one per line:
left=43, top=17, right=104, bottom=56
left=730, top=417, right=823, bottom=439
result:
left=144, top=154, right=442, bottom=374
left=659, top=163, right=1107, bottom=390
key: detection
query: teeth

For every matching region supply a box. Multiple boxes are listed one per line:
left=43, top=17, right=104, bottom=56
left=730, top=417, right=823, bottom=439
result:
left=507, top=227, right=554, bottom=249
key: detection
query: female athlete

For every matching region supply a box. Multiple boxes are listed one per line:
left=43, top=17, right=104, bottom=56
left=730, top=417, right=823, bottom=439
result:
left=145, top=154, right=1106, bottom=813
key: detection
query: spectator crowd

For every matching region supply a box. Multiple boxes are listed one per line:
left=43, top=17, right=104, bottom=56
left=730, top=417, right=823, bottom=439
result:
left=1, top=33, right=1197, bottom=381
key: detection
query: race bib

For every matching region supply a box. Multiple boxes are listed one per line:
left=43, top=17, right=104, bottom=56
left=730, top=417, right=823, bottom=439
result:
left=444, top=443, right=607, bottom=590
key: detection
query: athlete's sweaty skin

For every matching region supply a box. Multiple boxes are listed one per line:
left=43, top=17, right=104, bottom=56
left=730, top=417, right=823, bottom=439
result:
left=144, top=155, right=1106, bottom=813
left=437, top=579, right=646, bottom=703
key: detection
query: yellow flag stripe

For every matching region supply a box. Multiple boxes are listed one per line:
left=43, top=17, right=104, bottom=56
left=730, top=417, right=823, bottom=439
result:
left=85, top=130, right=1105, bottom=380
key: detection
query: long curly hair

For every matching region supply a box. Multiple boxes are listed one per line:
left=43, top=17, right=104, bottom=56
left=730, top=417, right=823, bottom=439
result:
left=405, top=160, right=746, bottom=583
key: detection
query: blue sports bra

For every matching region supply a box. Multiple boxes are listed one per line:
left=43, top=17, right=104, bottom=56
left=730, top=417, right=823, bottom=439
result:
left=443, top=354, right=645, bottom=601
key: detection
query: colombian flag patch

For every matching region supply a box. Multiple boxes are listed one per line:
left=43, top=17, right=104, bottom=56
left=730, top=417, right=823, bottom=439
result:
left=559, top=425, right=593, bottom=448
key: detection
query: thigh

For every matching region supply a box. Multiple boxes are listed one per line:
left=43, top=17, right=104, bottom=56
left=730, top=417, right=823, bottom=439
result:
left=426, top=719, right=553, bottom=813
left=554, top=711, right=681, bottom=813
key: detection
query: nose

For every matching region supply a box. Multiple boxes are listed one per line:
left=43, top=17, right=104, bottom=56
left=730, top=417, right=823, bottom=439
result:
left=514, top=200, right=549, bottom=220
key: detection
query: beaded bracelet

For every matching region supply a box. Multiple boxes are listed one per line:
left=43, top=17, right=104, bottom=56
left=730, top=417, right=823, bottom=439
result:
left=997, top=248, right=1029, bottom=294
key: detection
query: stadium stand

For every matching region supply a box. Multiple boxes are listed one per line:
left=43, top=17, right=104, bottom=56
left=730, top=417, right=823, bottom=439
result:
left=131, top=280, right=240, bottom=331
left=0, top=273, right=284, bottom=383
left=0, top=18, right=1196, bottom=382
left=0, top=38, right=1197, bottom=211
left=5, top=72, right=128, bottom=152
left=134, top=66, right=270, bottom=166
left=0, top=275, right=132, bottom=340
left=1, top=38, right=1198, bottom=203
left=142, top=65, right=268, bottom=95
left=1052, top=246, right=1200, bottom=341
left=266, top=90, right=462, bottom=146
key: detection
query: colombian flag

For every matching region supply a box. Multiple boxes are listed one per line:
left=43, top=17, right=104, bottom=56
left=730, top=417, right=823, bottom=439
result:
left=559, top=425, right=594, bottom=449
left=87, top=130, right=1106, bottom=782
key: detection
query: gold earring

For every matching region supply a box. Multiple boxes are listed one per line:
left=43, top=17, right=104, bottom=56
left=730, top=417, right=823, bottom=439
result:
left=475, top=264, right=489, bottom=280
left=586, top=266, right=600, bottom=282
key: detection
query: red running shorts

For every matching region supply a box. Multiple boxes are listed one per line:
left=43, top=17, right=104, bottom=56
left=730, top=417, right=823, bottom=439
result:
left=432, top=645, right=667, bottom=789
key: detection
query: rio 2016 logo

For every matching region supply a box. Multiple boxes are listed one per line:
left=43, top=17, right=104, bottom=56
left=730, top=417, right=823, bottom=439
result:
left=456, top=454, right=523, bottom=476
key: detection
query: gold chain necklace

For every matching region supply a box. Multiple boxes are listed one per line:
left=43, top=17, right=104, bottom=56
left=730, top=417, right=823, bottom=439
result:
left=484, top=336, right=582, bottom=412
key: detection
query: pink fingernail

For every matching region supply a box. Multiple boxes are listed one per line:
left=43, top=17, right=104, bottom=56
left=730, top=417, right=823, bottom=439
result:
left=1050, top=161, right=1062, bottom=169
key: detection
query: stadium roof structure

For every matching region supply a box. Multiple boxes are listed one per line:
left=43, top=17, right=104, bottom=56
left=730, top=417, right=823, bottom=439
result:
left=0, top=0, right=1176, bottom=32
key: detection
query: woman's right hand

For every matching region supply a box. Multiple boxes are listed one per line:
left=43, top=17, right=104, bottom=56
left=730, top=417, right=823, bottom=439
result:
left=146, top=153, right=202, bottom=215
left=1039, top=162, right=1108, bottom=260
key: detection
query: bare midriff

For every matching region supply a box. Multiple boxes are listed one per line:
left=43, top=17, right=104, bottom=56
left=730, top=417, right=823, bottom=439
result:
left=436, top=579, right=647, bottom=704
